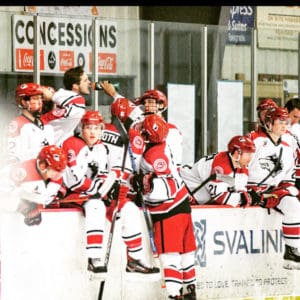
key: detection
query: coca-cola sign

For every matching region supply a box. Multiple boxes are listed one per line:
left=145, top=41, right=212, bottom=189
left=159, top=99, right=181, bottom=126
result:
left=12, top=15, right=117, bottom=74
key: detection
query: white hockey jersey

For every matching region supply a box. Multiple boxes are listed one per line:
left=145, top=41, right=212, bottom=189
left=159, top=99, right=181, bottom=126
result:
left=7, top=114, right=54, bottom=163
left=180, top=151, right=248, bottom=206
left=247, top=130, right=296, bottom=188
left=41, top=89, right=86, bottom=146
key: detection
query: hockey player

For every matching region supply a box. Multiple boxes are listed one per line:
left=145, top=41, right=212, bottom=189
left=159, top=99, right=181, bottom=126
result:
left=180, top=135, right=256, bottom=207
left=98, top=81, right=183, bottom=171
left=41, top=66, right=89, bottom=146
left=0, top=144, right=67, bottom=226
left=247, top=107, right=300, bottom=270
left=61, top=110, right=159, bottom=277
left=138, top=89, right=183, bottom=171
left=101, top=99, right=160, bottom=277
left=6, top=83, right=55, bottom=164
left=137, top=114, right=196, bottom=300
left=284, top=97, right=300, bottom=189
left=256, top=98, right=278, bottom=131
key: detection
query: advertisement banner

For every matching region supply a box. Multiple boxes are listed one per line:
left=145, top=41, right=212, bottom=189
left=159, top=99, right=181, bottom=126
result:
left=192, top=206, right=299, bottom=299
left=226, top=6, right=255, bottom=45
left=12, top=15, right=117, bottom=74
left=257, top=6, right=300, bottom=50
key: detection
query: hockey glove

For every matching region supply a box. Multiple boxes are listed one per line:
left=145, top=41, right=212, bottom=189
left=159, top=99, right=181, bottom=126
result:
left=17, top=199, right=42, bottom=226
left=239, top=190, right=261, bottom=207
left=117, top=184, right=129, bottom=211
left=142, top=173, right=156, bottom=194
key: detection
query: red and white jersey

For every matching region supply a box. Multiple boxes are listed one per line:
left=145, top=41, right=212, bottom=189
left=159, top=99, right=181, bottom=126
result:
left=180, top=151, right=248, bottom=206
left=9, top=159, right=62, bottom=206
left=247, top=130, right=296, bottom=189
left=101, top=123, right=145, bottom=180
left=7, top=114, right=54, bottom=163
left=140, top=141, right=190, bottom=221
left=41, top=89, right=86, bottom=146
left=166, top=122, right=183, bottom=170
left=61, top=135, right=110, bottom=194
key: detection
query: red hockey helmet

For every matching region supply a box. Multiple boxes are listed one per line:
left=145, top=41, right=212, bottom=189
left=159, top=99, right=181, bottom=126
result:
left=38, top=145, right=67, bottom=172
left=16, top=83, right=44, bottom=107
left=228, top=135, right=256, bottom=154
left=140, top=89, right=168, bottom=108
left=81, top=110, right=104, bottom=125
left=111, top=98, right=136, bottom=122
left=264, top=107, right=289, bottom=124
left=256, top=98, right=278, bottom=113
left=143, top=114, right=169, bottom=143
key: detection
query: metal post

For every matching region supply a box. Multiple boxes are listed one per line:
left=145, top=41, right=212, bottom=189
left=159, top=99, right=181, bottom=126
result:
left=33, top=14, right=40, bottom=84
left=201, top=26, right=208, bottom=156
left=251, top=28, right=257, bottom=123
left=92, top=18, right=99, bottom=109
left=149, top=22, right=155, bottom=89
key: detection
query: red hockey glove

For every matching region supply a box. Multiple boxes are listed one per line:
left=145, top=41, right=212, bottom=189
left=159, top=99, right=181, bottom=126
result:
left=142, top=173, right=155, bottom=194
left=259, top=193, right=280, bottom=209
left=117, top=184, right=129, bottom=211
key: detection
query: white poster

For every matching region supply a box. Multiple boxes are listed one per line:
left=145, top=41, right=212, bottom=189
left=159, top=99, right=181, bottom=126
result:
left=257, top=6, right=300, bottom=50
left=217, top=80, right=243, bottom=151
left=167, top=83, right=195, bottom=165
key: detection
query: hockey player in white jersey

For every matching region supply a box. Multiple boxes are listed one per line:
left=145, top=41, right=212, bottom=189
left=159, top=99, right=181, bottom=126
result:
left=6, top=83, right=55, bottom=164
left=0, top=144, right=67, bottom=225
left=41, top=66, right=89, bottom=146
left=247, top=107, right=300, bottom=270
left=180, top=135, right=256, bottom=206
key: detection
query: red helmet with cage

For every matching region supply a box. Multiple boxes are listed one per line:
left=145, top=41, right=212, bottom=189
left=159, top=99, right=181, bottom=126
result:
left=81, top=110, right=104, bottom=125
left=16, top=83, right=44, bottom=106
left=228, top=135, right=256, bottom=154
left=264, top=107, right=289, bottom=124
left=111, top=98, right=136, bottom=122
left=256, top=98, right=278, bottom=113
left=38, top=145, right=67, bottom=172
left=140, top=89, right=168, bottom=108
left=143, top=114, right=169, bottom=143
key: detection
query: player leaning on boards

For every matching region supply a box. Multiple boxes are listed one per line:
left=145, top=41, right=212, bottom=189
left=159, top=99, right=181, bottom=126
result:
left=136, top=114, right=197, bottom=300
left=180, top=135, right=256, bottom=207
left=247, top=107, right=300, bottom=270
left=0, top=145, right=67, bottom=226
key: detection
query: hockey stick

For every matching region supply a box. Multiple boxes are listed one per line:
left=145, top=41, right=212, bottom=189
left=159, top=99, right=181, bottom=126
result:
left=98, top=116, right=130, bottom=300
left=257, top=147, right=283, bottom=187
left=191, top=173, right=235, bottom=195
left=128, top=144, right=158, bottom=257
left=113, top=114, right=158, bottom=257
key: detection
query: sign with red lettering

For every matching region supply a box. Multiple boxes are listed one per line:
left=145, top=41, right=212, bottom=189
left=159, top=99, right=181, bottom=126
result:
left=12, top=15, right=117, bottom=74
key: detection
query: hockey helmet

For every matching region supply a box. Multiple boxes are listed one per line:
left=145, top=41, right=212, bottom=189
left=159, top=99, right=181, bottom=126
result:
left=38, top=145, right=67, bottom=172
left=16, top=83, right=44, bottom=107
left=228, top=135, right=256, bottom=154
left=140, top=89, right=168, bottom=109
left=111, top=98, right=136, bottom=122
left=264, top=107, right=289, bottom=125
left=143, top=114, right=169, bottom=143
left=81, top=110, right=104, bottom=125
left=256, top=98, right=278, bottom=113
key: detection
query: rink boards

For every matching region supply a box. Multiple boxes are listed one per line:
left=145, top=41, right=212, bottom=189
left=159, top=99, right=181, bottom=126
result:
left=0, top=205, right=299, bottom=300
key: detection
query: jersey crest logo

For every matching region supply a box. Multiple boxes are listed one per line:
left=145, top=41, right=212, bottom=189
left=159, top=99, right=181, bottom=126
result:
left=259, top=153, right=282, bottom=177
left=132, top=135, right=144, bottom=150
left=52, top=108, right=65, bottom=117
left=153, top=158, right=167, bottom=172
left=8, top=120, right=18, bottom=134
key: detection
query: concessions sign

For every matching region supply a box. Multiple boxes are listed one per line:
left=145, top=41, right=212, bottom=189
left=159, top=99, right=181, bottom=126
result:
left=12, top=15, right=117, bottom=74
left=257, top=6, right=300, bottom=50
